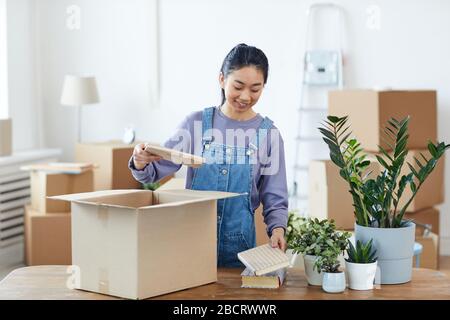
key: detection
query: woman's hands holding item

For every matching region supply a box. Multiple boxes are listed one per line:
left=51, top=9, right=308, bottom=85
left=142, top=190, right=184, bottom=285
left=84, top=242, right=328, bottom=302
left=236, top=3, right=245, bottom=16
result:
left=132, top=143, right=162, bottom=170
left=270, top=227, right=287, bottom=252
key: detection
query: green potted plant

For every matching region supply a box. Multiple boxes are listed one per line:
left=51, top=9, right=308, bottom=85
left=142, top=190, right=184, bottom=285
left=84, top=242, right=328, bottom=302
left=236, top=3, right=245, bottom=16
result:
left=317, top=241, right=348, bottom=293
left=319, top=115, right=449, bottom=284
left=345, top=239, right=378, bottom=290
left=290, top=218, right=350, bottom=286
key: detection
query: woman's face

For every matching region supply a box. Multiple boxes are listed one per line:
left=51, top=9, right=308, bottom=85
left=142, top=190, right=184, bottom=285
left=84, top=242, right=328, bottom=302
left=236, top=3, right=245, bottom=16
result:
left=219, top=66, right=265, bottom=113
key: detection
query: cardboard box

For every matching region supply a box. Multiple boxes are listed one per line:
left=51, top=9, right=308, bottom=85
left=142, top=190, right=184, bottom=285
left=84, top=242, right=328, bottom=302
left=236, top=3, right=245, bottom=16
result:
left=30, top=170, right=94, bottom=213
left=75, top=141, right=142, bottom=191
left=51, top=189, right=241, bottom=299
left=328, top=90, right=437, bottom=152
left=414, top=232, right=439, bottom=269
left=24, top=205, right=71, bottom=265
left=255, top=204, right=270, bottom=246
left=0, top=118, right=12, bottom=156
left=156, top=177, right=186, bottom=191
left=405, top=207, right=440, bottom=236
left=157, top=179, right=270, bottom=246
left=367, top=149, right=444, bottom=212
left=308, top=160, right=379, bottom=230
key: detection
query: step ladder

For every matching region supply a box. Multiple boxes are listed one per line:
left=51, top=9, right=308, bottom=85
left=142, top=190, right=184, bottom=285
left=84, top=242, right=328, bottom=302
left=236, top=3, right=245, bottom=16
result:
left=289, top=3, right=345, bottom=214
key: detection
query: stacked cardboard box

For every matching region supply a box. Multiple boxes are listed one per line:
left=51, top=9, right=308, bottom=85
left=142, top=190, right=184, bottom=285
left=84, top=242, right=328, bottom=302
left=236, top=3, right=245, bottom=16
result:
left=25, top=205, right=72, bottom=265
left=414, top=232, right=439, bottom=269
left=75, top=141, right=143, bottom=190
left=309, top=90, right=442, bottom=268
left=24, top=165, right=94, bottom=265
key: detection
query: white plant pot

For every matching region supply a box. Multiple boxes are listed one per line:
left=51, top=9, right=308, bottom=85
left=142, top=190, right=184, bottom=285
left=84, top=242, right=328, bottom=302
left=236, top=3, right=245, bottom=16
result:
left=322, top=272, right=346, bottom=293
left=303, top=255, right=323, bottom=286
left=345, top=261, right=378, bottom=290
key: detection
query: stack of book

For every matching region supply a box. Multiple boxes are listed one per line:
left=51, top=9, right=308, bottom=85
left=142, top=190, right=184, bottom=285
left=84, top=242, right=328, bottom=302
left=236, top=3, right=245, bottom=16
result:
left=237, top=244, right=290, bottom=289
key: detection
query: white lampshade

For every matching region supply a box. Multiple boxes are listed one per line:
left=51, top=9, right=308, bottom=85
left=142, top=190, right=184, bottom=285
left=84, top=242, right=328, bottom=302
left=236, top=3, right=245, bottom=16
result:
left=60, top=75, right=100, bottom=106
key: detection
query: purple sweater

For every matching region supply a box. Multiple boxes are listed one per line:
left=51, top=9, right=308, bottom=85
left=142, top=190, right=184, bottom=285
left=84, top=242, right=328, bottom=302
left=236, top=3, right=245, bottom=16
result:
left=128, top=107, right=288, bottom=236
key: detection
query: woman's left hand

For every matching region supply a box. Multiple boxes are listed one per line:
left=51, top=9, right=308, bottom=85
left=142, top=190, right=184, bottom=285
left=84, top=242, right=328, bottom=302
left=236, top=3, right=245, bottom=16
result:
left=270, top=227, right=287, bottom=252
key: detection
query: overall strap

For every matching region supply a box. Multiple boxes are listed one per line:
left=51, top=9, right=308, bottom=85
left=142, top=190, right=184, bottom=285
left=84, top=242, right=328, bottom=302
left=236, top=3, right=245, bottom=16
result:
left=201, top=107, right=215, bottom=144
left=249, top=116, right=274, bottom=152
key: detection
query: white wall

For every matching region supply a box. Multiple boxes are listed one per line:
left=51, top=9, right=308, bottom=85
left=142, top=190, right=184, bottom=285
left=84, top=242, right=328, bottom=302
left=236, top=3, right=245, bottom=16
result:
left=6, top=0, right=40, bottom=151
left=0, top=0, right=8, bottom=118
left=10, top=0, right=450, bottom=252
left=34, top=0, right=159, bottom=160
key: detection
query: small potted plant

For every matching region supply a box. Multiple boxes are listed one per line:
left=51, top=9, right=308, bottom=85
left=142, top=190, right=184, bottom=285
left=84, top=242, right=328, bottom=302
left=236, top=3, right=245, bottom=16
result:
left=319, top=115, right=449, bottom=284
left=345, top=239, right=378, bottom=290
left=316, top=247, right=347, bottom=293
left=290, top=218, right=350, bottom=286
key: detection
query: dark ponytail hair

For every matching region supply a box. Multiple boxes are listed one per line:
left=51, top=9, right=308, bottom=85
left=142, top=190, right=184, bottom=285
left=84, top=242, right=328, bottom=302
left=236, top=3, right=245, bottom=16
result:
left=219, top=43, right=269, bottom=106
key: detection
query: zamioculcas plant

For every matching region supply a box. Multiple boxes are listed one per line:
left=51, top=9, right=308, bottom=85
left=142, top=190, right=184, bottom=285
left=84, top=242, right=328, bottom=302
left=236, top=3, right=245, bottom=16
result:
left=319, top=115, right=450, bottom=228
left=345, top=239, right=377, bottom=264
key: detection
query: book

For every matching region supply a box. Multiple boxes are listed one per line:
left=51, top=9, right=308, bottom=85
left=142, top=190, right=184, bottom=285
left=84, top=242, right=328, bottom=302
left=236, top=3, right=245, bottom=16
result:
left=21, top=162, right=98, bottom=174
left=144, top=144, right=205, bottom=168
left=241, top=267, right=287, bottom=289
left=237, top=244, right=290, bottom=276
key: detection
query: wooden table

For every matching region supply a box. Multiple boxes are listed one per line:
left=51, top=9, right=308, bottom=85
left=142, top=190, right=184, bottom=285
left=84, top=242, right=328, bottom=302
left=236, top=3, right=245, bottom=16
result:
left=0, top=266, right=449, bottom=300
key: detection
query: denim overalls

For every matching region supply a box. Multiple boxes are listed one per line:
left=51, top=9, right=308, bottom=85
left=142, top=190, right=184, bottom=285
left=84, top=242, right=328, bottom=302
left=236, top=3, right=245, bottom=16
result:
left=190, top=107, right=273, bottom=267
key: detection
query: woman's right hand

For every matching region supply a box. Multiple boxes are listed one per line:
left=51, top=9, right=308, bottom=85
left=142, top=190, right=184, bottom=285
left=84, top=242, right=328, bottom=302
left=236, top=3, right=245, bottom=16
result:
left=132, top=143, right=163, bottom=170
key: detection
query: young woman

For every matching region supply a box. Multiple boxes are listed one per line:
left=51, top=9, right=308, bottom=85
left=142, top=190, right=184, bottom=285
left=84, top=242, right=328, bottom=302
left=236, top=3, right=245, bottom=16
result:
left=129, top=44, right=288, bottom=267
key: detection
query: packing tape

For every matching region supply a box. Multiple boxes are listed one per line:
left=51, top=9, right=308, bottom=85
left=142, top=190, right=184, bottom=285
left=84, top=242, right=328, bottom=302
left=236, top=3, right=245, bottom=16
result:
left=98, top=267, right=109, bottom=294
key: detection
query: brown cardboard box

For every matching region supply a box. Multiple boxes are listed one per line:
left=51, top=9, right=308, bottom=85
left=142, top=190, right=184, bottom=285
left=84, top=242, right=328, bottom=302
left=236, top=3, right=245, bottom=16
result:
left=255, top=204, right=270, bottom=246
left=151, top=177, right=270, bottom=246
left=50, top=189, right=241, bottom=299
left=156, top=177, right=185, bottom=191
left=24, top=205, right=71, bottom=265
left=30, top=170, right=94, bottom=213
left=75, top=141, right=142, bottom=190
left=0, top=118, right=12, bottom=156
left=414, top=232, right=439, bottom=269
left=405, top=207, right=440, bottom=236
left=328, top=90, right=437, bottom=152
left=367, top=149, right=444, bottom=212
left=308, top=160, right=379, bottom=230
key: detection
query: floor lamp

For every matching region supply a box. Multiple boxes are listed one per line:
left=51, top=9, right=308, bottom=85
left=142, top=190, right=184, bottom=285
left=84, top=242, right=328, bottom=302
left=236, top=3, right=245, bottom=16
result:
left=60, top=75, right=100, bottom=143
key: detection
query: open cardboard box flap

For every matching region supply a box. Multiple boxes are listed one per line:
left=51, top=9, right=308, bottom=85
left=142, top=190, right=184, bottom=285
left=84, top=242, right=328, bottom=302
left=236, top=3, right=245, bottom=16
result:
left=49, top=188, right=244, bottom=210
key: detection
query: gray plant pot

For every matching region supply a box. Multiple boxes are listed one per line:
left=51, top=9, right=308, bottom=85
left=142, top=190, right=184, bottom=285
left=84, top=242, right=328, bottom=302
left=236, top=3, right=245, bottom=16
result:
left=354, top=222, right=415, bottom=284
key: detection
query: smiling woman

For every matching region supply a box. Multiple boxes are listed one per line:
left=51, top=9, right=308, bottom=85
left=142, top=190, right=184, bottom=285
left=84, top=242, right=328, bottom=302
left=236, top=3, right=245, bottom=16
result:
left=219, top=66, right=263, bottom=121
left=129, top=44, right=289, bottom=268
left=218, top=43, right=268, bottom=121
